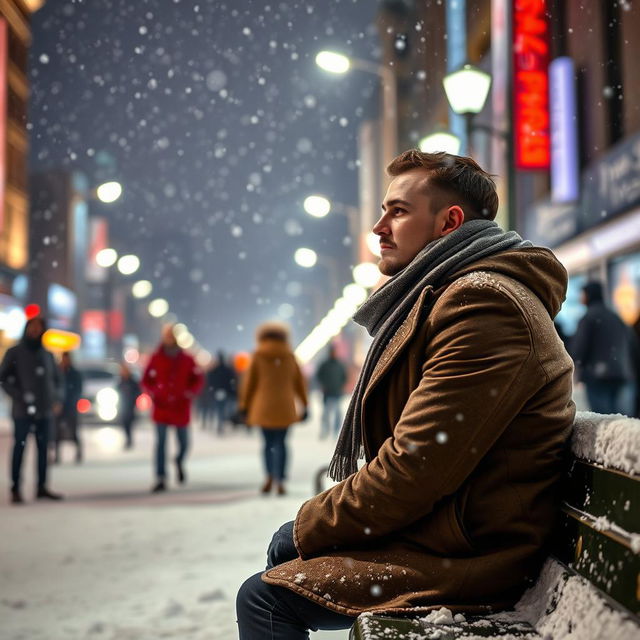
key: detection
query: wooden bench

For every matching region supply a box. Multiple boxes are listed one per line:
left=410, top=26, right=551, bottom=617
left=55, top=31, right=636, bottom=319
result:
left=348, top=412, right=640, bottom=639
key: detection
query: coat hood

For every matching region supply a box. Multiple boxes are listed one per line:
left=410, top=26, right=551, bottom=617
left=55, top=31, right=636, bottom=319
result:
left=445, top=246, right=568, bottom=318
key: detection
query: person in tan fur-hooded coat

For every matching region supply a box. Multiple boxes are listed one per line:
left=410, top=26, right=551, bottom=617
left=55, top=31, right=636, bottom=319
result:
left=236, top=151, right=574, bottom=639
left=239, top=322, right=308, bottom=495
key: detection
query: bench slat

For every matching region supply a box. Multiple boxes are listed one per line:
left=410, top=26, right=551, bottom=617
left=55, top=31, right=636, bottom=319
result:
left=564, top=460, right=639, bottom=533
left=554, top=507, right=640, bottom=616
left=350, top=614, right=539, bottom=640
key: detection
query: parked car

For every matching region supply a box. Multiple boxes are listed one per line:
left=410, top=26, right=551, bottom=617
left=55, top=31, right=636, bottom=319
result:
left=77, top=362, right=121, bottom=424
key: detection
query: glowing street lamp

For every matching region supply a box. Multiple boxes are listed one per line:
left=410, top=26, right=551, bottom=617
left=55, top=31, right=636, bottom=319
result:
left=419, top=130, right=462, bottom=155
left=117, top=254, right=140, bottom=276
left=353, top=262, right=381, bottom=289
left=294, top=248, right=318, bottom=268
left=303, top=195, right=331, bottom=218
left=443, top=64, right=492, bottom=116
left=315, top=51, right=350, bottom=74
left=132, top=280, right=153, bottom=299
left=148, top=298, right=169, bottom=318
left=95, top=248, right=118, bottom=268
left=96, top=181, right=123, bottom=204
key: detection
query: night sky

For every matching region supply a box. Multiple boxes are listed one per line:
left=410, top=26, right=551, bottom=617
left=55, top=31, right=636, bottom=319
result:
left=29, top=0, right=382, bottom=352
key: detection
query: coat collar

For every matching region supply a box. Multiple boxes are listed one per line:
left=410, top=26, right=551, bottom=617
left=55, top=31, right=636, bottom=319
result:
left=362, top=285, right=433, bottom=400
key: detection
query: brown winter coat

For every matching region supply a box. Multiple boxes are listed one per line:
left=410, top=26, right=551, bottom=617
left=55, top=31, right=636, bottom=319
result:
left=240, top=329, right=308, bottom=428
left=263, top=248, right=575, bottom=616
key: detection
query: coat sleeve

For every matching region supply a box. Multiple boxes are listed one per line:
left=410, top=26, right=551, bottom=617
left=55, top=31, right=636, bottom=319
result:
left=141, top=355, right=158, bottom=396
left=293, top=357, right=308, bottom=408
left=569, top=315, right=590, bottom=378
left=0, top=348, right=18, bottom=400
left=294, top=283, right=538, bottom=559
left=238, top=357, right=257, bottom=413
left=187, top=358, right=204, bottom=397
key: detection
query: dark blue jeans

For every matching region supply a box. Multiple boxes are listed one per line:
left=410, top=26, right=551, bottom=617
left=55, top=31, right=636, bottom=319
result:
left=236, top=521, right=354, bottom=639
left=261, top=428, right=288, bottom=482
left=12, top=417, right=51, bottom=491
left=585, top=380, right=627, bottom=414
left=155, top=424, right=189, bottom=479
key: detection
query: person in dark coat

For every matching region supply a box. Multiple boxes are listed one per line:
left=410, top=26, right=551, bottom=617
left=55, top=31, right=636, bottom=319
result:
left=142, top=324, right=204, bottom=492
left=633, top=314, right=640, bottom=418
left=117, top=363, right=141, bottom=449
left=53, top=351, right=83, bottom=464
left=316, top=344, right=347, bottom=438
left=206, top=350, right=238, bottom=435
left=0, top=316, right=63, bottom=504
left=571, top=281, right=639, bottom=415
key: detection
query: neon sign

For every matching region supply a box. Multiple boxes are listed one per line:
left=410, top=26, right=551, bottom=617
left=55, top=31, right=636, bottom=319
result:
left=513, top=0, right=550, bottom=170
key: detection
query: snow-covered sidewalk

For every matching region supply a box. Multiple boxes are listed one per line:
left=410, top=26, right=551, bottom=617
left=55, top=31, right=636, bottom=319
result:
left=0, top=401, right=340, bottom=640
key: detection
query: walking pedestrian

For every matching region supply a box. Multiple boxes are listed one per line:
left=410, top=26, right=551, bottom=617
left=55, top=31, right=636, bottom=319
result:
left=572, top=281, right=639, bottom=415
left=207, top=350, right=237, bottom=435
left=238, top=323, right=308, bottom=496
left=142, top=324, right=204, bottom=492
left=0, top=315, right=64, bottom=504
left=316, top=344, right=347, bottom=438
left=117, top=363, right=141, bottom=449
left=237, top=150, right=575, bottom=637
left=53, top=351, right=83, bottom=464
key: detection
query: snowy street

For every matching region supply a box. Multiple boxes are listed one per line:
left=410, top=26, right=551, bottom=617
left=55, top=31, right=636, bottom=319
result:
left=0, top=396, right=341, bottom=640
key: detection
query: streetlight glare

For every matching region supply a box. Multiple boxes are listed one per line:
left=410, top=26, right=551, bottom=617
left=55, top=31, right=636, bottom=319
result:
left=176, top=332, right=194, bottom=349
left=117, top=254, right=140, bottom=275
left=366, top=231, right=382, bottom=258
left=95, top=248, right=118, bottom=268
left=303, top=195, right=331, bottom=218
left=96, top=181, right=123, bottom=204
left=148, top=298, right=169, bottom=318
left=419, top=131, right=462, bottom=155
left=443, top=64, right=492, bottom=115
left=173, top=322, right=189, bottom=338
left=353, top=262, right=381, bottom=289
left=132, top=280, right=153, bottom=298
left=294, top=247, right=318, bottom=268
left=343, top=283, right=368, bottom=306
left=315, top=50, right=350, bottom=74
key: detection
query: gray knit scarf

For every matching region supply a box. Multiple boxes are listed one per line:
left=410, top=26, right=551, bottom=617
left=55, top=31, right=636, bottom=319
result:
left=328, top=220, right=532, bottom=481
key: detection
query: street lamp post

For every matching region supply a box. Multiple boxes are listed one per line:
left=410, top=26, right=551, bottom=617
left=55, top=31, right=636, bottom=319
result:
left=442, top=63, right=515, bottom=230
left=315, top=50, right=398, bottom=168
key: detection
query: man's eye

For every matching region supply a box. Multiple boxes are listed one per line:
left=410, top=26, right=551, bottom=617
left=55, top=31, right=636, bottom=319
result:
left=394, top=208, right=406, bottom=215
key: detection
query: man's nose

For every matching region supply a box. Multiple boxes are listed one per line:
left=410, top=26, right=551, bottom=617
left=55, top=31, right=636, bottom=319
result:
left=372, top=215, right=389, bottom=235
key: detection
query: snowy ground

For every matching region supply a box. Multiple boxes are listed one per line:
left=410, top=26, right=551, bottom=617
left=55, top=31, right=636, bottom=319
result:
left=0, top=395, right=342, bottom=640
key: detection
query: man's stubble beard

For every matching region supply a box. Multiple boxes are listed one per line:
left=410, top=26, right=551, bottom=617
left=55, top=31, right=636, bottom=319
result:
left=377, top=256, right=404, bottom=277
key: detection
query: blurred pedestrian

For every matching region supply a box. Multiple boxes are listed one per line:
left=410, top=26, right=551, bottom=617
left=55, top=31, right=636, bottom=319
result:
left=117, top=363, right=141, bottom=449
left=572, top=281, right=638, bottom=415
left=53, top=351, right=83, bottom=464
left=316, top=344, right=347, bottom=438
left=0, top=316, right=63, bottom=504
left=142, top=324, right=204, bottom=492
left=238, top=323, right=307, bottom=496
left=207, top=350, right=237, bottom=435
left=634, top=314, right=640, bottom=418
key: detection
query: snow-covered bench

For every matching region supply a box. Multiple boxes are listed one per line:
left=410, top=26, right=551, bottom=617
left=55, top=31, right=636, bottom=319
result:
left=349, top=412, right=640, bottom=639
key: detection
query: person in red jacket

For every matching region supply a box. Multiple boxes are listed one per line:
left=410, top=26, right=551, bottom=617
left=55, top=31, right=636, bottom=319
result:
left=142, top=324, right=204, bottom=492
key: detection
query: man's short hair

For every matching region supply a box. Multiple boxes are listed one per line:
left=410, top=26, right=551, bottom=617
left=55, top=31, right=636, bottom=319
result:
left=387, top=149, right=499, bottom=221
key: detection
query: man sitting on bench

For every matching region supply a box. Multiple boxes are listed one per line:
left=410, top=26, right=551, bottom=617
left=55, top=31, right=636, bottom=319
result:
left=236, top=150, right=576, bottom=639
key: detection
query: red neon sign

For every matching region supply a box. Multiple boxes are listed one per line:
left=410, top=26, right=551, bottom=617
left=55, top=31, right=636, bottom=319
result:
left=513, top=0, right=550, bottom=170
left=0, top=19, right=7, bottom=230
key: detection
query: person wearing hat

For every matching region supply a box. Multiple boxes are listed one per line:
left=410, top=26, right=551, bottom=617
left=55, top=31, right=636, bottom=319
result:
left=0, top=315, right=63, bottom=504
left=238, top=322, right=308, bottom=496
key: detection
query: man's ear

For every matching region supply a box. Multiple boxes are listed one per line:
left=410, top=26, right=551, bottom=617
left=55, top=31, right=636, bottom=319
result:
left=441, top=205, right=465, bottom=236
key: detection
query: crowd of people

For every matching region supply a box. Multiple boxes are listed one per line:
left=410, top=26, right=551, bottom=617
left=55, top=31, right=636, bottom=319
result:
left=0, top=313, right=351, bottom=504
left=1, top=278, right=639, bottom=508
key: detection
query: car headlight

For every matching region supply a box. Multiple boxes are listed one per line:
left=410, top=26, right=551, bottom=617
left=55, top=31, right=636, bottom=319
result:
left=96, top=387, right=119, bottom=408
